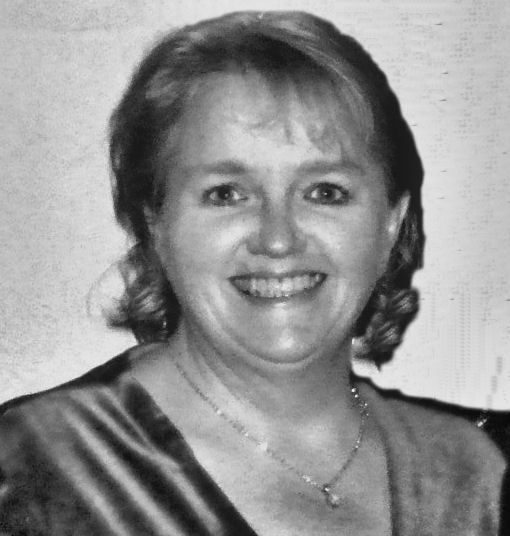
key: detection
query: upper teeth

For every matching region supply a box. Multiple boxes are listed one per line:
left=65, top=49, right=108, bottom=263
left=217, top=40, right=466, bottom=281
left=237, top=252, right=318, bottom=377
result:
left=232, top=273, right=325, bottom=298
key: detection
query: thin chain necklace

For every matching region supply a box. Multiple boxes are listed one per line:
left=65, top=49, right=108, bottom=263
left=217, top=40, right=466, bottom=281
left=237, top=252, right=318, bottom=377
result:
left=174, top=359, right=369, bottom=508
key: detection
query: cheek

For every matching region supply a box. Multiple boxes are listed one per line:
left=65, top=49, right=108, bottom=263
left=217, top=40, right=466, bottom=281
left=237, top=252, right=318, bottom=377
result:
left=155, top=227, right=203, bottom=285
left=154, top=210, right=245, bottom=283
left=321, top=211, right=390, bottom=270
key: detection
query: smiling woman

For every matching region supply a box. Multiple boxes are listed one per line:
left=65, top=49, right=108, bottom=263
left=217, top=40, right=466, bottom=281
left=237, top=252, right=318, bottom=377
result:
left=0, top=10, right=506, bottom=536
left=149, top=71, right=407, bottom=370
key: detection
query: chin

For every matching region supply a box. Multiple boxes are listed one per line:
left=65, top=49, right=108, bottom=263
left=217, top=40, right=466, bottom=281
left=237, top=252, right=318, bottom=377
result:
left=232, top=330, right=338, bottom=367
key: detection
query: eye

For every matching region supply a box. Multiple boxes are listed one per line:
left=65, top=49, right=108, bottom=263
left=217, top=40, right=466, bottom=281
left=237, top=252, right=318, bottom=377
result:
left=304, top=182, right=350, bottom=205
left=203, top=184, right=247, bottom=206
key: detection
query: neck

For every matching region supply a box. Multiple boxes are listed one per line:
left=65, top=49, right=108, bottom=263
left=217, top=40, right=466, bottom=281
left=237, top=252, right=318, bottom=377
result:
left=171, top=321, right=357, bottom=430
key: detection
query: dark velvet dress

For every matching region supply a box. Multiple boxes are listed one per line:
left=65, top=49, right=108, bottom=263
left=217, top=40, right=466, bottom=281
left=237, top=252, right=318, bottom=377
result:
left=0, top=349, right=506, bottom=535
left=0, top=354, right=257, bottom=535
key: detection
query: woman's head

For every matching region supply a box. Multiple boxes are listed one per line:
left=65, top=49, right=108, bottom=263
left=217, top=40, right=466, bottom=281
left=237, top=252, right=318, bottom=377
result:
left=109, top=10, right=424, bottom=365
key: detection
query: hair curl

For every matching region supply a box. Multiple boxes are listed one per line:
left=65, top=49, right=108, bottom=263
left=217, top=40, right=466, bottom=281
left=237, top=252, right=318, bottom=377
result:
left=107, top=10, right=425, bottom=365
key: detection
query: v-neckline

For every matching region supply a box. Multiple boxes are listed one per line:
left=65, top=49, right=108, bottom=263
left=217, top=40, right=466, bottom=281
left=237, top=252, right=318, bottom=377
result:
left=118, top=364, right=260, bottom=535
left=117, top=351, right=400, bottom=536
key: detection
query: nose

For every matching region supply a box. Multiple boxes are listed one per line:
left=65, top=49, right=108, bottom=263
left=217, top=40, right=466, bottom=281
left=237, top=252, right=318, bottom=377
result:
left=247, top=200, right=306, bottom=258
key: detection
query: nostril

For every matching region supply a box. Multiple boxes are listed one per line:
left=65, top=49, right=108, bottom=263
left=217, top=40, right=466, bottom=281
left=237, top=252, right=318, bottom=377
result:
left=247, top=210, right=306, bottom=258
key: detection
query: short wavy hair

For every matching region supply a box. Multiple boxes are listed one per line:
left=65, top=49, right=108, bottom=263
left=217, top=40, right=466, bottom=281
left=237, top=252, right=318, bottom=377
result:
left=108, top=10, right=425, bottom=365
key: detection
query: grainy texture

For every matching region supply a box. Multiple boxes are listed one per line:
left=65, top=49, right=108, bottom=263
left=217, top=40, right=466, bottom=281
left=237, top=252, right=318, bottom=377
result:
left=1, top=0, right=509, bottom=408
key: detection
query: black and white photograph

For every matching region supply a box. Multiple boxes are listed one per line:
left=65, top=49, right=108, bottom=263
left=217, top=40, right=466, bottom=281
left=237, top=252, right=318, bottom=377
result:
left=0, top=1, right=509, bottom=534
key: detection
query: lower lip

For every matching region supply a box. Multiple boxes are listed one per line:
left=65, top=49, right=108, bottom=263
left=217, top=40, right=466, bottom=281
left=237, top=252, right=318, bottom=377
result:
left=230, top=277, right=327, bottom=305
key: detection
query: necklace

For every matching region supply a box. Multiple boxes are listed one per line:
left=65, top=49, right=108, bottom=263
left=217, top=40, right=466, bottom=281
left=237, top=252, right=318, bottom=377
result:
left=174, top=359, right=369, bottom=508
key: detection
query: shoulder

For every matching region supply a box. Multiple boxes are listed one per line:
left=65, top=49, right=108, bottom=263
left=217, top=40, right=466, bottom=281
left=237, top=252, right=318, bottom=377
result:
left=0, top=350, right=129, bottom=531
left=358, top=380, right=507, bottom=533
left=0, top=342, right=165, bottom=415
left=0, top=344, right=189, bottom=534
left=0, top=345, right=159, bottom=458
left=1, top=349, right=129, bottom=416
left=358, top=378, right=507, bottom=474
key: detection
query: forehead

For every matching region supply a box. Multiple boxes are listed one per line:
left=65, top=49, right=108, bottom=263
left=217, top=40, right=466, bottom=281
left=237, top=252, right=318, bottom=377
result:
left=175, top=71, right=372, bottom=162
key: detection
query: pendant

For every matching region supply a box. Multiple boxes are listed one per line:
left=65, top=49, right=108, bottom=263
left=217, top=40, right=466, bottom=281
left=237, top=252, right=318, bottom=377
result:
left=322, top=484, right=342, bottom=508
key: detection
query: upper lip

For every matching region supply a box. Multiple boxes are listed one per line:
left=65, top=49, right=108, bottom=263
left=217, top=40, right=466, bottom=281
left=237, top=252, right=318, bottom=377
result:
left=230, top=269, right=326, bottom=280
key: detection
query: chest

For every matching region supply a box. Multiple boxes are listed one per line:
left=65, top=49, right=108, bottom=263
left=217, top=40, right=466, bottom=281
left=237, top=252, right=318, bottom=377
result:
left=189, top=427, right=392, bottom=536
left=129, top=354, right=393, bottom=534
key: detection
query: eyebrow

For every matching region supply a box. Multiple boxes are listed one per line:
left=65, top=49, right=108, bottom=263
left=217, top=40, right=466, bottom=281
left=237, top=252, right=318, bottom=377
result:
left=182, top=158, right=364, bottom=178
left=183, top=160, right=250, bottom=178
left=295, top=159, right=365, bottom=176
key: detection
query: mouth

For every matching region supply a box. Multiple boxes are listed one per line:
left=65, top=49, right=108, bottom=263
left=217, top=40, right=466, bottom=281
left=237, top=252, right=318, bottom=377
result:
left=230, top=272, right=327, bottom=299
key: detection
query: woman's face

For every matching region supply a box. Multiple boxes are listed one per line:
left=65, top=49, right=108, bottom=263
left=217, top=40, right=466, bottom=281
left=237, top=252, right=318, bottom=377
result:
left=153, top=73, right=407, bottom=365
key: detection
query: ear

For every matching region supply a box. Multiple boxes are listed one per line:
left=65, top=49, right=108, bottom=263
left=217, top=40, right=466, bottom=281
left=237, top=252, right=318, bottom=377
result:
left=385, top=192, right=410, bottom=248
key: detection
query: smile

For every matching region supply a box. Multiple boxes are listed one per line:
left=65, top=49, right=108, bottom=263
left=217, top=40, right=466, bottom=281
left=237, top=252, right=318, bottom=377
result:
left=230, top=272, right=327, bottom=298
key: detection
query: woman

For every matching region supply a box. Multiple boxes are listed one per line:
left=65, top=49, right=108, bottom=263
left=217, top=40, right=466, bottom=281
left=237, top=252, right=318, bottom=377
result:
left=0, top=10, right=505, bottom=536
